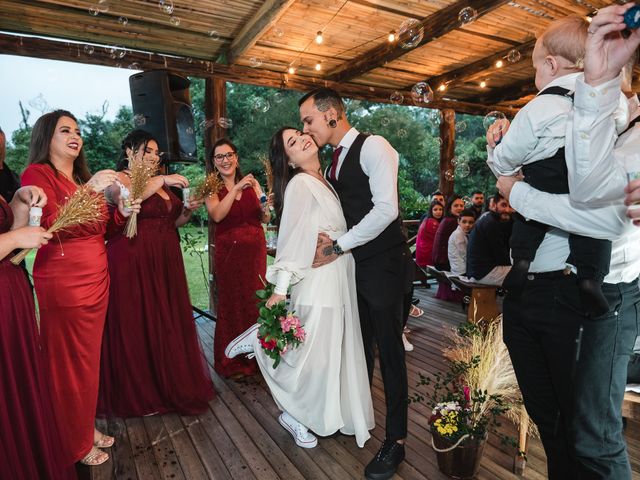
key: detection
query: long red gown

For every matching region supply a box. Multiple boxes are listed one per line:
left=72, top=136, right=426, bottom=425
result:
left=213, top=186, right=266, bottom=377
left=0, top=196, right=76, bottom=479
left=431, top=215, right=464, bottom=302
left=415, top=217, right=440, bottom=267
left=21, top=163, right=112, bottom=464
left=98, top=186, right=214, bottom=417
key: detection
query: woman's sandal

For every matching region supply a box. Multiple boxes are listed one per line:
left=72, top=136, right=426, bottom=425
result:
left=80, top=446, right=109, bottom=466
left=409, top=305, right=424, bottom=318
left=94, top=433, right=115, bottom=448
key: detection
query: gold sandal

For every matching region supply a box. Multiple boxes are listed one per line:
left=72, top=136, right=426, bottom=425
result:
left=94, top=433, right=115, bottom=448
left=80, top=446, right=109, bottom=466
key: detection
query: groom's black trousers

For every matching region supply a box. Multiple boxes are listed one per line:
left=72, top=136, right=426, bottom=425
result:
left=355, top=243, right=410, bottom=442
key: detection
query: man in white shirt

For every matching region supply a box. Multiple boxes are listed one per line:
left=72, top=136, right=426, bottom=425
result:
left=496, top=5, right=640, bottom=477
left=300, top=88, right=409, bottom=480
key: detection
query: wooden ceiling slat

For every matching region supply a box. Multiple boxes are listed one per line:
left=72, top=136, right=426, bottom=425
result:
left=326, top=0, right=511, bottom=83
left=226, top=0, right=296, bottom=65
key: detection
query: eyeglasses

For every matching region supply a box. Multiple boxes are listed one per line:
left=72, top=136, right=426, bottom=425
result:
left=213, top=152, right=237, bottom=162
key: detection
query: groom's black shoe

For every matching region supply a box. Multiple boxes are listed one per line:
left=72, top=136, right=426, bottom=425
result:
left=365, top=439, right=405, bottom=480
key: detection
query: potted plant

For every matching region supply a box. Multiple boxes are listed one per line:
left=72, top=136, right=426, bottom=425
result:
left=410, top=320, right=525, bottom=479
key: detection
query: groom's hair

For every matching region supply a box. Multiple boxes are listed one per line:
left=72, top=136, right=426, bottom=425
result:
left=298, top=88, right=345, bottom=119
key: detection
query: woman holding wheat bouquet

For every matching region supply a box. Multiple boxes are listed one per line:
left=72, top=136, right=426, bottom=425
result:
left=205, top=138, right=270, bottom=378
left=20, top=110, right=136, bottom=466
left=97, top=129, right=214, bottom=419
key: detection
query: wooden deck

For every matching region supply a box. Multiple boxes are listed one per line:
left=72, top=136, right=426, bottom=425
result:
left=87, top=285, right=640, bottom=480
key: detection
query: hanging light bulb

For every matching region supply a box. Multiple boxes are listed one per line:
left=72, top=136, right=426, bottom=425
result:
left=438, top=84, right=446, bottom=92
left=288, top=66, right=296, bottom=75
left=480, top=80, right=487, bottom=88
left=495, top=59, right=504, bottom=68
left=315, top=31, right=324, bottom=44
left=315, top=61, right=322, bottom=71
left=388, top=31, right=396, bottom=43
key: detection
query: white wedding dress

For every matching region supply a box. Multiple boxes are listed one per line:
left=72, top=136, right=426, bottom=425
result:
left=259, top=173, right=374, bottom=448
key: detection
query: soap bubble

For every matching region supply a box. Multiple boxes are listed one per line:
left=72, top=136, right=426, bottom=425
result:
left=208, top=30, right=220, bottom=40
left=398, top=18, right=424, bottom=49
left=434, top=137, right=443, bottom=146
left=380, top=117, right=390, bottom=126
left=84, top=44, right=95, bottom=55
left=390, top=91, right=404, bottom=104
left=250, top=57, right=263, bottom=68
left=118, top=16, right=128, bottom=26
left=273, top=27, right=284, bottom=38
left=159, top=0, right=174, bottom=14
left=169, top=16, right=181, bottom=26
left=134, top=114, right=146, bottom=126
left=455, top=162, right=471, bottom=178
left=97, top=0, right=109, bottom=13
left=128, top=62, right=141, bottom=70
left=455, top=121, right=467, bottom=133
left=88, top=6, right=99, bottom=16
left=186, top=127, right=194, bottom=135
left=482, top=111, right=507, bottom=131
left=397, top=128, right=407, bottom=138
left=217, top=117, right=233, bottom=128
left=444, top=169, right=455, bottom=181
left=507, top=49, right=521, bottom=63
left=273, top=91, right=285, bottom=104
left=411, top=82, right=434, bottom=104
left=458, top=7, right=478, bottom=25
left=252, top=98, right=270, bottom=113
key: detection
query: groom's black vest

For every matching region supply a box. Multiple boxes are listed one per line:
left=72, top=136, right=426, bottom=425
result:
left=327, top=133, right=406, bottom=262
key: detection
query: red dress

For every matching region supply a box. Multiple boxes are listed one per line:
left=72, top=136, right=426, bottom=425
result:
left=0, top=197, right=76, bottom=479
left=98, top=186, right=214, bottom=417
left=213, top=186, right=266, bottom=377
left=415, top=217, right=440, bottom=267
left=22, top=163, right=112, bottom=464
left=431, top=216, right=463, bottom=302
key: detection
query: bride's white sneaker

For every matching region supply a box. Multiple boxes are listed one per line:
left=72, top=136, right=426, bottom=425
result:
left=225, top=324, right=258, bottom=359
left=278, top=411, right=318, bottom=448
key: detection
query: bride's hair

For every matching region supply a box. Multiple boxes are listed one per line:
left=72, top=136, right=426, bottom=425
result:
left=269, top=126, right=300, bottom=225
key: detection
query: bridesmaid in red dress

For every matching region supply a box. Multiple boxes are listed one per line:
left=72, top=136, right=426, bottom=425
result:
left=21, top=110, right=135, bottom=466
left=205, top=139, right=269, bottom=378
left=415, top=200, right=444, bottom=267
left=98, top=130, right=214, bottom=417
left=0, top=186, right=76, bottom=479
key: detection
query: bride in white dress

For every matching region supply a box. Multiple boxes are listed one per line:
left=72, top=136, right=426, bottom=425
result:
left=226, top=127, right=374, bottom=449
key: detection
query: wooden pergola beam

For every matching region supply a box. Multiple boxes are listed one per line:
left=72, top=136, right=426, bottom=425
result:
left=470, top=78, right=537, bottom=107
left=226, top=0, right=296, bottom=65
left=0, top=32, right=519, bottom=116
left=419, top=39, right=536, bottom=92
left=327, top=0, right=511, bottom=84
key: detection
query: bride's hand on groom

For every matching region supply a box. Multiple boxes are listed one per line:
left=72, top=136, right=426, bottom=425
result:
left=266, top=293, right=286, bottom=308
left=311, top=232, right=338, bottom=268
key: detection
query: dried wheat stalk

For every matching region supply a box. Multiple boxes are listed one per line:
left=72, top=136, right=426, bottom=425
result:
left=124, top=150, right=159, bottom=238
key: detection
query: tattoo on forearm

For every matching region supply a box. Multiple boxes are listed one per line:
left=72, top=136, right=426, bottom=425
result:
left=322, top=245, right=333, bottom=257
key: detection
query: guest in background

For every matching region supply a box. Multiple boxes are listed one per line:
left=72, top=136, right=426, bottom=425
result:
left=466, top=193, right=513, bottom=285
left=448, top=208, right=476, bottom=276
left=470, top=191, right=485, bottom=218
left=0, top=186, right=76, bottom=480
left=206, top=138, right=270, bottom=378
left=0, top=127, right=20, bottom=201
left=432, top=194, right=465, bottom=300
left=415, top=200, right=443, bottom=267
left=98, top=129, right=214, bottom=418
left=20, top=110, right=133, bottom=466
left=431, top=190, right=445, bottom=207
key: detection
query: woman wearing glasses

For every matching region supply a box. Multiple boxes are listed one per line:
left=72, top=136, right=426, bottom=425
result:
left=98, top=129, right=214, bottom=418
left=206, top=138, right=270, bottom=378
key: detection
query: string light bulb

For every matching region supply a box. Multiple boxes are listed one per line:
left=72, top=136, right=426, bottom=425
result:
left=480, top=80, right=487, bottom=88
left=495, top=60, right=504, bottom=68
left=388, top=31, right=396, bottom=43
left=315, top=31, right=324, bottom=44
left=288, top=66, right=296, bottom=74
left=315, top=61, right=322, bottom=71
left=438, top=84, right=446, bottom=92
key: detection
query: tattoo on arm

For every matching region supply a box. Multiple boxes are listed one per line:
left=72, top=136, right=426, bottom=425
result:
left=322, top=245, right=333, bottom=257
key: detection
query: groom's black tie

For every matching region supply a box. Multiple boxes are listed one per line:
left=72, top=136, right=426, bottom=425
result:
left=329, top=146, right=343, bottom=181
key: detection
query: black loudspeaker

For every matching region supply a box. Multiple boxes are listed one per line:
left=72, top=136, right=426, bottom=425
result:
left=129, top=70, right=197, bottom=163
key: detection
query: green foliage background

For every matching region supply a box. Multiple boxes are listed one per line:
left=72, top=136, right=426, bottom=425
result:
left=6, top=78, right=497, bottom=223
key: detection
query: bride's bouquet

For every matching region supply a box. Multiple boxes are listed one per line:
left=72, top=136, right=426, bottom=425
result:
left=256, top=281, right=306, bottom=368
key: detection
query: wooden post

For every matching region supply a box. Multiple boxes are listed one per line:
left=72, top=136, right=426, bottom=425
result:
left=439, top=109, right=455, bottom=199
left=205, top=77, right=227, bottom=315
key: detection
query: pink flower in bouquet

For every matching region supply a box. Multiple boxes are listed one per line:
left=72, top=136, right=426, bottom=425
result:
left=293, top=327, right=306, bottom=342
left=463, top=385, right=471, bottom=404
left=280, top=313, right=301, bottom=332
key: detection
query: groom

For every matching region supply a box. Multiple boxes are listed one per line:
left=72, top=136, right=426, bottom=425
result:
left=299, top=88, right=410, bottom=480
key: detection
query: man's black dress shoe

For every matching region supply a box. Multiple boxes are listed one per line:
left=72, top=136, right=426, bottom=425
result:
left=364, top=439, right=405, bottom=480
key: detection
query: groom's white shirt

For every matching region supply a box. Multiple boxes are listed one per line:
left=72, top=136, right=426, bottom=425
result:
left=332, top=127, right=399, bottom=252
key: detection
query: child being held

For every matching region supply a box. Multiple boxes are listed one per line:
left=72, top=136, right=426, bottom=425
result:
left=487, top=15, right=630, bottom=316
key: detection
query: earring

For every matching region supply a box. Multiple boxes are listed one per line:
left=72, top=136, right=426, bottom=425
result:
left=288, top=162, right=296, bottom=168
left=328, top=119, right=337, bottom=128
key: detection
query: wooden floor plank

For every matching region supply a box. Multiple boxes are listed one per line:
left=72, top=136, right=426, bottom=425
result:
left=125, top=417, right=163, bottom=479
left=161, top=414, right=209, bottom=480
